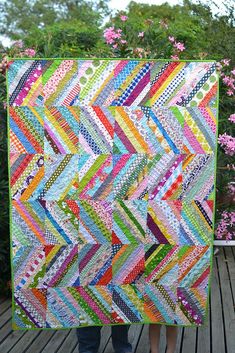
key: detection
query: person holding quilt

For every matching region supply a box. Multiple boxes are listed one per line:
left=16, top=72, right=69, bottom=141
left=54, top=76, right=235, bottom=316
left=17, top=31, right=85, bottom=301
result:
left=76, top=325, right=132, bottom=353
left=76, top=323, right=177, bottom=353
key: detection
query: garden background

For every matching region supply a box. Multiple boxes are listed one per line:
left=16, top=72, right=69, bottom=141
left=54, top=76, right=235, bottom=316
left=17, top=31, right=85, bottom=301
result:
left=0, top=0, right=234, bottom=296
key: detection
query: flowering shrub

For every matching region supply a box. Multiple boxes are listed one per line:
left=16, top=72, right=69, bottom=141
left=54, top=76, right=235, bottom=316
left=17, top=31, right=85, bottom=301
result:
left=103, top=15, right=188, bottom=60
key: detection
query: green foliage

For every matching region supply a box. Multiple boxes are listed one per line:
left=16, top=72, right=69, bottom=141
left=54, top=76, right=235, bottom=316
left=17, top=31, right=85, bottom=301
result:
left=23, top=20, right=105, bottom=57
left=0, top=0, right=110, bottom=37
left=0, top=70, right=10, bottom=296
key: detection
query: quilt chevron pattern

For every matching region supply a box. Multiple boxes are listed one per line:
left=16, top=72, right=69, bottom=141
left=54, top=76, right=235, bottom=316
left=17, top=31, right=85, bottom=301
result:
left=7, top=59, right=218, bottom=330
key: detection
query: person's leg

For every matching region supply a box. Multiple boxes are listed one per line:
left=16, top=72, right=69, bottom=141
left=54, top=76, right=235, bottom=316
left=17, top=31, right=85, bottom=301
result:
left=76, top=326, right=101, bottom=353
left=111, top=325, right=132, bottom=353
left=166, top=326, right=178, bottom=353
left=149, top=324, right=161, bottom=353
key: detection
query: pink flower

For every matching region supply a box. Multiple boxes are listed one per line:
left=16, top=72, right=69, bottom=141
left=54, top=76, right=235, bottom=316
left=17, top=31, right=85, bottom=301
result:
left=227, top=89, right=234, bottom=96
left=222, top=58, right=231, bottom=66
left=23, top=48, right=36, bottom=57
left=223, top=75, right=235, bottom=88
left=174, top=42, right=185, bottom=52
left=120, top=15, right=128, bottom=22
left=223, top=75, right=230, bottom=84
left=138, top=32, right=144, bottom=38
left=120, top=39, right=127, bottom=45
left=231, top=69, right=235, bottom=76
left=3, top=101, right=7, bottom=109
left=168, top=36, right=175, bottom=43
left=103, top=27, right=122, bottom=45
left=218, top=133, right=235, bottom=156
left=171, top=55, right=179, bottom=60
left=113, top=43, right=118, bottom=49
left=229, top=114, right=235, bottom=123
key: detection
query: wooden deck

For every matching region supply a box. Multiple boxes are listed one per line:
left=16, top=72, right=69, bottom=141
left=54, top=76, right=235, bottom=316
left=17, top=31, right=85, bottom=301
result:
left=0, top=247, right=235, bottom=353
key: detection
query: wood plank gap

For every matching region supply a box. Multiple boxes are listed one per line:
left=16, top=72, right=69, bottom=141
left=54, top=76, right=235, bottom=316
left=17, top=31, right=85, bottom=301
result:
left=72, top=343, right=78, bottom=353
left=180, top=327, right=197, bottom=353
left=133, top=325, right=144, bottom=353
left=129, top=324, right=143, bottom=352
left=215, top=256, right=228, bottom=353
left=56, top=329, right=78, bottom=353
left=54, top=331, right=71, bottom=353
left=175, top=328, right=183, bottom=353
left=39, top=331, right=57, bottom=353
left=179, top=327, right=185, bottom=353
left=22, top=332, right=43, bottom=353
left=195, top=328, right=198, bottom=353
left=134, top=324, right=149, bottom=353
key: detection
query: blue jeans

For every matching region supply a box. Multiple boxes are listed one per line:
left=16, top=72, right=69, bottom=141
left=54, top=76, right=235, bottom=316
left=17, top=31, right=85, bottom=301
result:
left=76, top=325, right=132, bottom=353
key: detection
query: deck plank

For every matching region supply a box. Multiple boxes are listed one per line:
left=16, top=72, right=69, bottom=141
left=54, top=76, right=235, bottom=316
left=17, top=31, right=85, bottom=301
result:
left=158, top=325, right=166, bottom=353
left=181, top=327, right=197, bottom=353
left=134, top=324, right=149, bottom=353
left=0, top=307, right=12, bottom=329
left=0, top=320, right=13, bottom=345
left=99, top=327, right=111, bottom=353
left=210, top=255, right=226, bottom=353
left=128, top=324, right=143, bottom=352
left=224, top=247, right=235, bottom=302
left=217, top=248, right=235, bottom=353
left=0, top=299, right=11, bottom=315
left=197, top=297, right=211, bottom=353
left=42, top=329, right=71, bottom=353
left=175, top=328, right=183, bottom=353
left=56, top=330, right=77, bottom=353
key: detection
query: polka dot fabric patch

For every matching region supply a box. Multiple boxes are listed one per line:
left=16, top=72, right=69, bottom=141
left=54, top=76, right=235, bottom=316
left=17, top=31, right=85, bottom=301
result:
left=7, top=59, right=218, bottom=329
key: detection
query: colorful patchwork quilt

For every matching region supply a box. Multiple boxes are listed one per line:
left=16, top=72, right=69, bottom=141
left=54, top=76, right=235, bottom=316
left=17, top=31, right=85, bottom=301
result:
left=7, top=59, right=218, bottom=330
